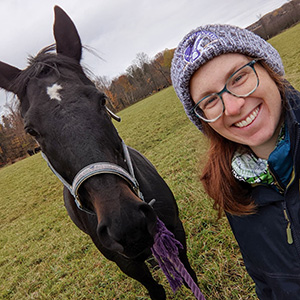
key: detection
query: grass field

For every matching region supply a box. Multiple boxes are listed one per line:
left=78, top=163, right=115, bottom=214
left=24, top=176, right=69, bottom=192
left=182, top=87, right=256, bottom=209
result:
left=1, top=23, right=299, bottom=300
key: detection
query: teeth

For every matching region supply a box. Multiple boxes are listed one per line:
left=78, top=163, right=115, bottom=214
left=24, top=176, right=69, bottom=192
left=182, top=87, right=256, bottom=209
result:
left=235, top=107, right=259, bottom=128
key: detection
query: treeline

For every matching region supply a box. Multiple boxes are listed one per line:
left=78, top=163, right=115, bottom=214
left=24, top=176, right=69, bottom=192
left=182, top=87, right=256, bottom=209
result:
left=247, top=0, right=300, bottom=39
left=94, top=49, right=174, bottom=111
left=0, top=99, right=37, bottom=167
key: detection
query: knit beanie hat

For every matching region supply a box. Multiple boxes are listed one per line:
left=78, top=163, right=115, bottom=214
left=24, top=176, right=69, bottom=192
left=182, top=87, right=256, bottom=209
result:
left=171, top=24, right=285, bottom=132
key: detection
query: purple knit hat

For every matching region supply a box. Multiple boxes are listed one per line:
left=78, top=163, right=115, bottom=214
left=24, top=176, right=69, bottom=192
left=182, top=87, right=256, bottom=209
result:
left=171, top=24, right=285, bottom=132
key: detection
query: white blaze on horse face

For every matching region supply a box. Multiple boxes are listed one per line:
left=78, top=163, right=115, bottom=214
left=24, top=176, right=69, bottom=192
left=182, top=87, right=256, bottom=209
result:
left=47, top=83, right=63, bottom=101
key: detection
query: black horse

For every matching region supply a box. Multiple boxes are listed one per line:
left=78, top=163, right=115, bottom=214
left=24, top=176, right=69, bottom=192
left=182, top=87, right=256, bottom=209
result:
left=0, top=6, right=197, bottom=300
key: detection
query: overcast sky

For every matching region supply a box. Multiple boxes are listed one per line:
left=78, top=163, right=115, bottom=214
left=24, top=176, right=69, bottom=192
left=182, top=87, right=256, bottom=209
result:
left=0, top=0, right=288, bottom=115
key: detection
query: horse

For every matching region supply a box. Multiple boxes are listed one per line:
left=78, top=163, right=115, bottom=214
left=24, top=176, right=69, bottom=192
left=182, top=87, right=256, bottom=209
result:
left=0, top=6, right=198, bottom=300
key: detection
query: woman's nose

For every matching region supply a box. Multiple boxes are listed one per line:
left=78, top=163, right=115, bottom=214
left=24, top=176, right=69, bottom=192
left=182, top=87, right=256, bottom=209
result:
left=223, top=92, right=246, bottom=116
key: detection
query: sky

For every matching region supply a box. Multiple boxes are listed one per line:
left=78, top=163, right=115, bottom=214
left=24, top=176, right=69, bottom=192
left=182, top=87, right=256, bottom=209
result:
left=0, top=0, right=288, bottom=115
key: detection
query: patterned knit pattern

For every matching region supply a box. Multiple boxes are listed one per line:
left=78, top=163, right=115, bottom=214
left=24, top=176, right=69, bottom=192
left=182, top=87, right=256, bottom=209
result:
left=171, top=24, right=285, bottom=132
left=231, top=152, right=272, bottom=185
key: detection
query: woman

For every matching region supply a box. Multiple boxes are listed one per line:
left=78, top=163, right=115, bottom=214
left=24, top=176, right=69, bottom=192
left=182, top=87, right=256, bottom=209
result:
left=171, top=24, right=300, bottom=299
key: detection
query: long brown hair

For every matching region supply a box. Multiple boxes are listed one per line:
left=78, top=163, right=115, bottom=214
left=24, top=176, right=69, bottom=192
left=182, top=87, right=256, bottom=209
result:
left=199, top=60, right=288, bottom=218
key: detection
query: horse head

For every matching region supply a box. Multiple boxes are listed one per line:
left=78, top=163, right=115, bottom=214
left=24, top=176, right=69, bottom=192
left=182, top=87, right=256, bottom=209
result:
left=0, top=6, right=157, bottom=258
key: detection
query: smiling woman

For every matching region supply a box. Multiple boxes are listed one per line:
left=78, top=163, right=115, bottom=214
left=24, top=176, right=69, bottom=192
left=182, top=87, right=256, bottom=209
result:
left=190, top=54, right=283, bottom=159
left=171, top=24, right=300, bottom=299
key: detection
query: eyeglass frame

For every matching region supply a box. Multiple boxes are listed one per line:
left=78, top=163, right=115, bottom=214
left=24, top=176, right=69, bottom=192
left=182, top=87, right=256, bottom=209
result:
left=190, top=59, right=260, bottom=123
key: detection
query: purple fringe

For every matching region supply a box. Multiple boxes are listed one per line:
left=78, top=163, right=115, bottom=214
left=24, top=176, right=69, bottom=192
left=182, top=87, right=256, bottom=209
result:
left=151, top=218, right=184, bottom=292
left=151, top=217, right=206, bottom=300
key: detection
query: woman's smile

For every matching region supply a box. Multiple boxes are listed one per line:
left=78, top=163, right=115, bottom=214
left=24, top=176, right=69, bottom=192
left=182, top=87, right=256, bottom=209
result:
left=234, top=106, right=260, bottom=128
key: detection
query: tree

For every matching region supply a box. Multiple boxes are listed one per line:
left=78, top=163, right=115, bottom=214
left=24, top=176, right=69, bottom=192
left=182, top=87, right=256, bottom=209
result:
left=94, top=75, right=116, bottom=111
left=0, top=98, right=37, bottom=166
left=100, top=49, right=174, bottom=112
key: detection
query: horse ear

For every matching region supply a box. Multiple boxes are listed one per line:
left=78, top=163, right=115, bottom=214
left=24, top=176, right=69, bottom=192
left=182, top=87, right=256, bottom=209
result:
left=0, top=61, right=21, bottom=93
left=53, top=6, right=82, bottom=62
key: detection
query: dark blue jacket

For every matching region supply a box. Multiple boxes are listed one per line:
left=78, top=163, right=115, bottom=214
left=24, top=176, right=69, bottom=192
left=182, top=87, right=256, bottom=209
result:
left=227, top=86, right=300, bottom=300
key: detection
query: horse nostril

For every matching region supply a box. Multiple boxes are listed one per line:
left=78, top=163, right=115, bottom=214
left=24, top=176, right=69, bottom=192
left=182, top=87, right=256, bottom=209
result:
left=98, top=223, right=108, bottom=237
left=97, top=222, right=124, bottom=253
left=139, top=203, right=157, bottom=236
left=97, top=223, right=109, bottom=243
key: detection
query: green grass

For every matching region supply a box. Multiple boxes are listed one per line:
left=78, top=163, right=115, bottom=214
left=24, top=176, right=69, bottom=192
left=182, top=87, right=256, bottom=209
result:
left=269, top=22, right=300, bottom=89
left=1, top=23, right=299, bottom=299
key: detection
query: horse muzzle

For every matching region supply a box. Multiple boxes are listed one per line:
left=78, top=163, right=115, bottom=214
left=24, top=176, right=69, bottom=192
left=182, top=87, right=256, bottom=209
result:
left=96, top=200, right=157, bottom=258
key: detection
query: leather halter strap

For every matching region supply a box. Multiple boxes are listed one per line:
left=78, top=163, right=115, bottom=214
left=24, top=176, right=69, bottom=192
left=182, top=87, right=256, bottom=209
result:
left=41, top=140, right=144, bottom=215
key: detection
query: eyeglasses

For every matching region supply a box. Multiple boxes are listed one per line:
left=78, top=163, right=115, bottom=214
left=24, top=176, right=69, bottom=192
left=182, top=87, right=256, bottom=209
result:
left=191, top=59, right=260, bottom=123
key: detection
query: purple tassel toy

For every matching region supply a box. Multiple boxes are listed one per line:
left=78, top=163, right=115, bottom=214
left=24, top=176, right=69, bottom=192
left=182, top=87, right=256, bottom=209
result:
left=151, top=217, right=206, bottom=300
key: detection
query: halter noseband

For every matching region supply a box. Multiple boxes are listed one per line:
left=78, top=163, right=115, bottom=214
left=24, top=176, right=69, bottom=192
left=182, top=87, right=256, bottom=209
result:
left=41, top=140, right=144, bottom=215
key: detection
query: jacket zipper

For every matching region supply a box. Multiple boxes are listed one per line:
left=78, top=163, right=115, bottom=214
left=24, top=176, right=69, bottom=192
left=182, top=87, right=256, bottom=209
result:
left=282, top=202, right=293, bottom=245
left=267, top=164, right=295, bottom=245
left=267, top=163, right=285, bottom=194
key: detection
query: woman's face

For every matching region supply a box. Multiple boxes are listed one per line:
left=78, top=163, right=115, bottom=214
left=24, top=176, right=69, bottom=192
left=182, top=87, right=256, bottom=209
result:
left=190, top=53, right=283, bottom=159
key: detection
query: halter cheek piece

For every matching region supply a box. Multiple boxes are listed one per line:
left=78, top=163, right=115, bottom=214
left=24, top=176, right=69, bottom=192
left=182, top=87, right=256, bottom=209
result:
left=41, top=140, right=150, bottom=215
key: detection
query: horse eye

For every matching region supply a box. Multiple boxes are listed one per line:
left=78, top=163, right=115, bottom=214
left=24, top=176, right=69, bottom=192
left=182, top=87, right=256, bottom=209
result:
left=25, top=127, right=39, bottom=137
left=100, top=94, right=107, bottom=105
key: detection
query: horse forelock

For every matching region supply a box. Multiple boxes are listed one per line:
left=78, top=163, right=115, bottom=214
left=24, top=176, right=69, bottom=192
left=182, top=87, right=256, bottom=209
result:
left=13, top=44, right=93, bottom=101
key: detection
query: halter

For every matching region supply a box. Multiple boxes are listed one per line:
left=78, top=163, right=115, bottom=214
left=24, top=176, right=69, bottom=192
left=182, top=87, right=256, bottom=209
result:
left=41, top=140, right=144, bottom=215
